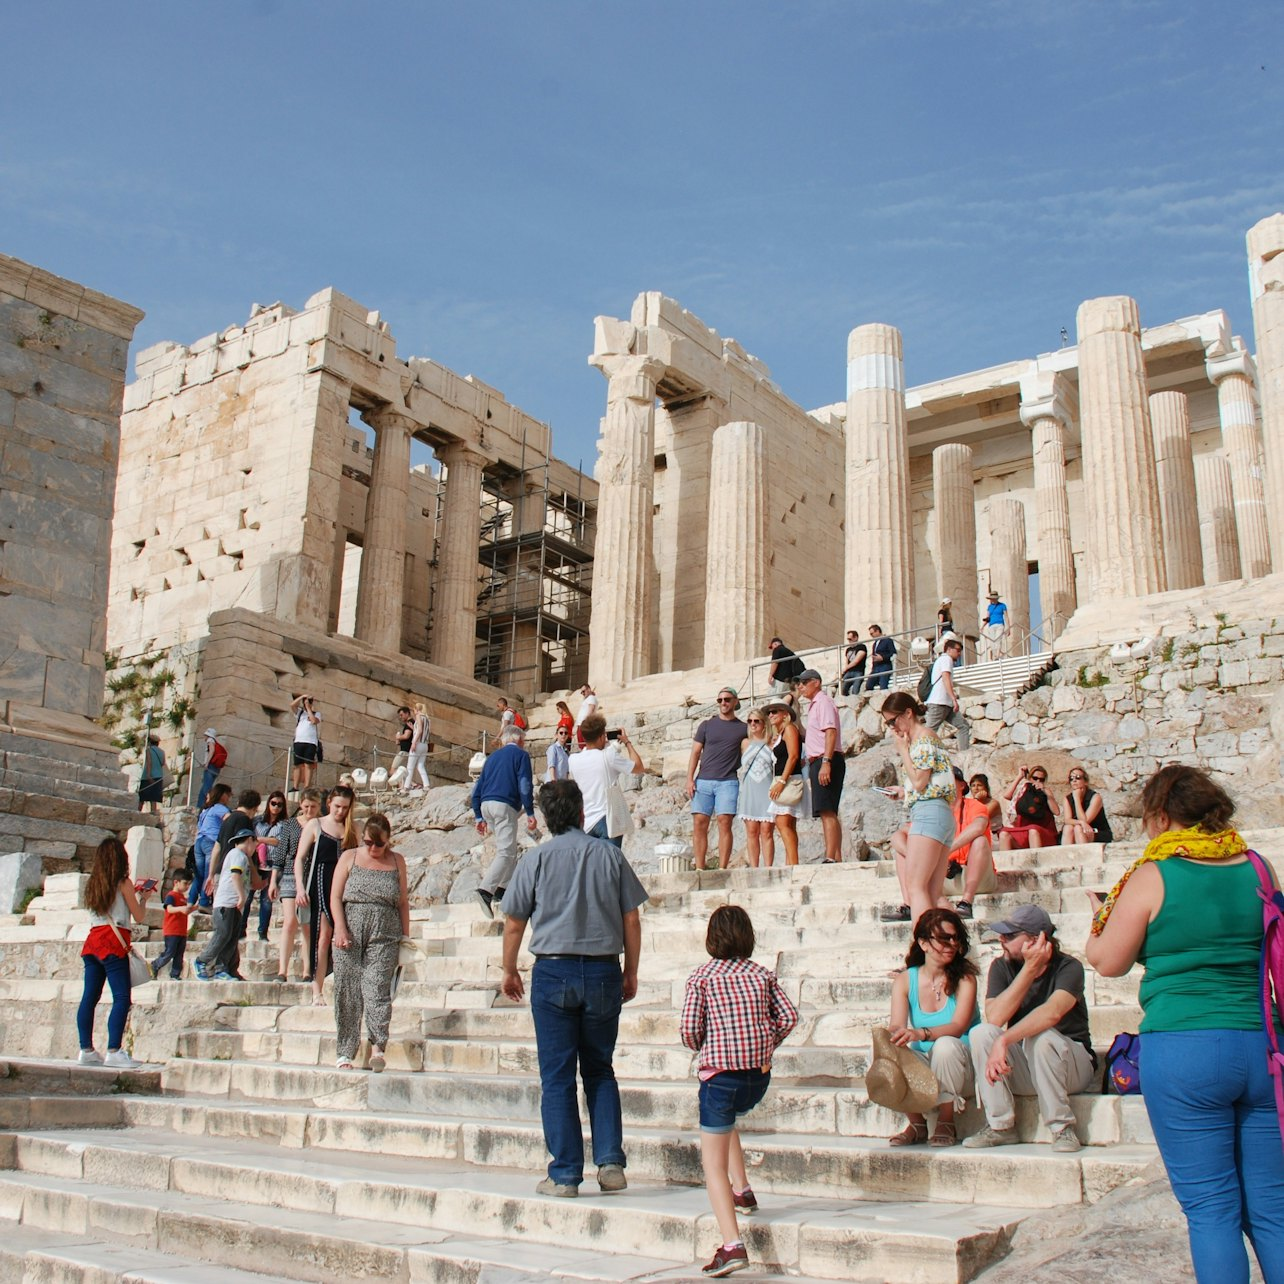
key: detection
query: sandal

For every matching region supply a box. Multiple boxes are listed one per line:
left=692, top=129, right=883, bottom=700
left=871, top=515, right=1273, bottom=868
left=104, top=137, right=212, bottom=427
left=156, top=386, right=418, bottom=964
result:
left=369, top=1047, right=386, bottom=1073
left=930, top=1120, right=957, bottom=1148
left=335, top=1057, right=354, bottom=1070
left=888, top=1122, right=929, bottom=1147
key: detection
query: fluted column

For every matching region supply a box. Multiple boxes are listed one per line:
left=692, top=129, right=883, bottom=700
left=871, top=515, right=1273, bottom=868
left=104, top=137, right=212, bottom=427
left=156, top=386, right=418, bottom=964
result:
left=587, top=355, right=665, bottom=687
left=1148, top=392, right=1204, bottom=591
left=353, top=410, right=414, bottom=654
left=1195, top=453, right=1243, bottom=585
left=703, top=422, right=768, bottom=668
left=988, top=497, right=1030, bottom=643
left=1018, top=369, right=1078, bottom=639
left=434, top=442, right=488, bottom=677
left=1248, top=215, right=1284, bottom=558
left=845, top=323, right=913, bottom=633
left=931, top=444, right=979, bottom=646
left=1076, top=296, right=1166, bottom=599
left=1207, top=347, right=1272, bottom=578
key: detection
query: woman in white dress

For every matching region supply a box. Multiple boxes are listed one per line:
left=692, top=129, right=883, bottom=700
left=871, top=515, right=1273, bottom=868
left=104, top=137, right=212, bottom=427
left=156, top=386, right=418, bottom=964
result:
left=737, top=708, right=776, bottom=867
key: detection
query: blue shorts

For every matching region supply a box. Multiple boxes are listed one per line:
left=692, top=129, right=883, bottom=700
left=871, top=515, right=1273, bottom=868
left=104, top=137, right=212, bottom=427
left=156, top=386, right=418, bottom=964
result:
left=691, top=778, right=739, bottom=817
left=908, top=797, right=956, bottom=846
left=698, top=1068, right=771, bottom=1133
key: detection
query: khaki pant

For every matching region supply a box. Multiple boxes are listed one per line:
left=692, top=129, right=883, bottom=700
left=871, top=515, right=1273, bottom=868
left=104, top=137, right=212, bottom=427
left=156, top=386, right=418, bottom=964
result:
left=480, top=800, right=521, bottom=895
left=916, top=1035, right=975, bottom=1112
left=970, top=1022, right=1096, bottom=1131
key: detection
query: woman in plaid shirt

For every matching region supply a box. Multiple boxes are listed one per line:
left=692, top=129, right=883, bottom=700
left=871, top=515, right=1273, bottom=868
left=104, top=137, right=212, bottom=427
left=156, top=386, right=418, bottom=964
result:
left=681, top=905, right=799, bottom=1276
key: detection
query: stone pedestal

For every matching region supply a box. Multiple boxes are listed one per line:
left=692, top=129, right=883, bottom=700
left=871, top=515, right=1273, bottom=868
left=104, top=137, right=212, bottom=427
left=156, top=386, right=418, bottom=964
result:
left=987, top=497, right=1030, bottom=644
left=1248, top=215, right=1284, bottom=561
left=1148, top=392, right=1204, bottom=591
left=931, top=444, right=979, bottom=646
left=434, top=443, right=489, bottom=677
left=704, top=422, right=768, bottom=669
left=1207, top=348, right=1272, bottom=578
left=588, top=356, right=665, bottom=687
left=845, top=324, right=914, bottom=632
left=354, top=410, right=414, bottom=654
left=1076, top=296, right=1167, bottom=600
left=1018, top=370, right=1078, bottom=639
left=1194, top=453, right=1243, bottom=585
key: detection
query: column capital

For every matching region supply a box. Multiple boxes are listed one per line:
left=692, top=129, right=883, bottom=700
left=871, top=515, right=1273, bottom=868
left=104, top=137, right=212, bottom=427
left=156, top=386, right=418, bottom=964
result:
left=436, top=440, right=491, bottom=470
left=1206, top=348, right=1257, bottom=387
left=362, top=407, right=417, bottom=435
left=591, top=352, right=667, bottom=392
left=1018, top=367, right=1077, bottom=430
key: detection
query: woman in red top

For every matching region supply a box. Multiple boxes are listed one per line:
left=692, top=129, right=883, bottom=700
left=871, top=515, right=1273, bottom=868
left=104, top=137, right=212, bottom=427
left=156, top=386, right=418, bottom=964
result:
left=555, top=701, right=574, bottom=737
left=77, top=836, right=152, bottom=1068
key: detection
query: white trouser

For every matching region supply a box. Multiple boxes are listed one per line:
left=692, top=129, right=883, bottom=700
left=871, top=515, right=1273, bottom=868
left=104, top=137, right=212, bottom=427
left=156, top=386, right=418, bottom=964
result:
left=969, top=1022, right=1096, bottom=1131
left=913, top=1035, right=975, bottom=1113
left=402, top=745, right=430, bottom=791
left=480, top=801, right=520, bottom=895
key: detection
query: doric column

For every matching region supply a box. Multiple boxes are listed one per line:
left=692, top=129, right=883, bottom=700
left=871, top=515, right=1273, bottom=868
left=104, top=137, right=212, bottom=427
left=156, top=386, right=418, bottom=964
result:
left=703, top=422, right=768, bottom=669
left=1194, top=453, right=1243, bottom=585
left=1148, top=392, right=1204, bottom=591
left=988, top=497, right=1030, bottom=644
left=434, top=442, right=488, bottom=677
left=1248, top=215, right=1284, bottom=558
left=931, top=444, right=979, bottom=647
left=845, top=323, right=914, bottom=633
left=1207, top=346, right=1272, bottom=578
left=1018, top=369, right=1078, bottom=639
left=353, top=410, right=414, bottom=654
left=587, top=355, right=665, bottom=687
left=1075, top=296, right=1167, bottom=599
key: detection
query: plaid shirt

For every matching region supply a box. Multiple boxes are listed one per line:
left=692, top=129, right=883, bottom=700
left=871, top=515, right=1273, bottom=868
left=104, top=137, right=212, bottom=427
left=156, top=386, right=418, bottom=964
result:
left=681, top=957, right=799, bottom=1075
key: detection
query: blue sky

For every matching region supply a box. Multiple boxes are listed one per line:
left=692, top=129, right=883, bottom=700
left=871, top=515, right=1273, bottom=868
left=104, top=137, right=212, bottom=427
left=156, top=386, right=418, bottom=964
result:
left=4, top=1, right=1282, bottom=470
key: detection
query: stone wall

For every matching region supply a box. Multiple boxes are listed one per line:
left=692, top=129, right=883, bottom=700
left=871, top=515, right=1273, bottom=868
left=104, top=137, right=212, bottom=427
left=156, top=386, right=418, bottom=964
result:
left=0, top=253, right=153, bottom=864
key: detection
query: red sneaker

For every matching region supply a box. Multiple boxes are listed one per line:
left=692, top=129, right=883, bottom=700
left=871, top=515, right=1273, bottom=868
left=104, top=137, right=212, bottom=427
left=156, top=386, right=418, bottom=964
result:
left=702, top=1243, right=748, bottom=1277
left=732, top=1187, right=758, bottom=1213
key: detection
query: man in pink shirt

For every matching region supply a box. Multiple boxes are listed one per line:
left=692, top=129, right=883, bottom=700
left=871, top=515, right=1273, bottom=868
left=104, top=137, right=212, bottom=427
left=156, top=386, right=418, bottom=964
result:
left=797, top=669, right=844, bottom=863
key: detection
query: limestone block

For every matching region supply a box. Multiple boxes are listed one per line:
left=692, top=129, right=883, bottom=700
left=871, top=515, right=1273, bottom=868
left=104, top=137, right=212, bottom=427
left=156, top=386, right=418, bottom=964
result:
left=124, top=826, right=166, bottom=883
left=0, top=853, right=43, bottom=913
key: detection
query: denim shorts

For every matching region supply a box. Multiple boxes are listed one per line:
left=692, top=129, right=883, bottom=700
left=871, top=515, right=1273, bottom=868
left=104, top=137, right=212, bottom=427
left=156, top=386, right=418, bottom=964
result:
left=691, top=778, right=739, bottom=817
left=908, top=797, right=956, bottom=845
left=698, top=1068, right=771, bottom=1133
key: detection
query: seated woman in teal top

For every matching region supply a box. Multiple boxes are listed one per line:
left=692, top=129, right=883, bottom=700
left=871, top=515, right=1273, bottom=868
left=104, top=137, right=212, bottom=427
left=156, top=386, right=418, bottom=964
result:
left=1087, top=765, right=1284, bottom=1284
left=886, top=907, right=980, bottom=1148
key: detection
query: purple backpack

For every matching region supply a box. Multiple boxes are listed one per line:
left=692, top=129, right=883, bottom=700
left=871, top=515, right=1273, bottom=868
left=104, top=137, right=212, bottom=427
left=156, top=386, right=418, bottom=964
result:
left=1105, top=1031, right=1142, bottom=1095
left=1246, top=850, right=1284, bottom=1147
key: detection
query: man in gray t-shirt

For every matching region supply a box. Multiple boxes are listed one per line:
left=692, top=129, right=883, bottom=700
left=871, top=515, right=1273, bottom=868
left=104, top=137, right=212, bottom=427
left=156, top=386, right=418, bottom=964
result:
left=501, top=779, right=649, bottom=1197
left=686, top=687, right=748, bottom=871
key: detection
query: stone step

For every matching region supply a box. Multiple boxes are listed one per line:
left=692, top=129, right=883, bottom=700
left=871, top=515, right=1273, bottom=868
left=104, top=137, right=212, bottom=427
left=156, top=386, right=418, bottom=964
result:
left=0, top=1126, right=1038, bottom=1280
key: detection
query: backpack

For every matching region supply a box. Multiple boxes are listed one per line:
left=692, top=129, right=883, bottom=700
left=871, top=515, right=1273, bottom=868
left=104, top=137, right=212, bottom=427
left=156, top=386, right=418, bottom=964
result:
left=1246, top=849, right=1284, bottom=1145
left=917, top=664, right=935, bottom=702
left=208, top=739, right=228, bottom=769
left=512, top=710, right=527, bottom=731
left=1104, top=1031, right=1142, bottom=1095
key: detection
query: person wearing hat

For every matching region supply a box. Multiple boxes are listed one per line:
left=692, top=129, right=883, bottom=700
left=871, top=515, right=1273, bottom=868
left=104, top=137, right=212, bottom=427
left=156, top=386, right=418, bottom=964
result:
left=876, top=907, right=980, bottom=1148
left=194, top=827, right=264, bottom=981
left=840, top=630, right=867, bottom=696
left=198, top=727, right=224, bottom=808
left=687, top=688, right=748, bottom=871
left=764, top=701, right=804, bottom=866
left=796, top=669, right=844, bottom=863
left=962, top=904, right=1095, bottom=1152
left=980, top=590, right=1009, bottom=661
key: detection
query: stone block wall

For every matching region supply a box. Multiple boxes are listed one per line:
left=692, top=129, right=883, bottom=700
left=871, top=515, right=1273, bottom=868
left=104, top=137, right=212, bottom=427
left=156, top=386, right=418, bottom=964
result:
left=0, top=253, right=155, bottom=864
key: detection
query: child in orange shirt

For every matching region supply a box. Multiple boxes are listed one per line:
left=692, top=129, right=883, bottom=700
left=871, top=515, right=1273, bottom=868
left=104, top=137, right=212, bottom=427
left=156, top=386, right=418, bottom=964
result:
left=150, top=873, right=195, bottom=980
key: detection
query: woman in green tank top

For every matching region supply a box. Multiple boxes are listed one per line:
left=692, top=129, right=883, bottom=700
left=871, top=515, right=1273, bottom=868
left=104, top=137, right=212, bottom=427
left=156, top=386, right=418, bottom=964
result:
left=1085, top=765, right=1284, bottom=1284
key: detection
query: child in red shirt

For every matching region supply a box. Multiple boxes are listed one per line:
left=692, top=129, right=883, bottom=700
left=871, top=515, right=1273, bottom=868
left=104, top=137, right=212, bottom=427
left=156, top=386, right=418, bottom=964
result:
left=150, top=874, right=195, bottom=980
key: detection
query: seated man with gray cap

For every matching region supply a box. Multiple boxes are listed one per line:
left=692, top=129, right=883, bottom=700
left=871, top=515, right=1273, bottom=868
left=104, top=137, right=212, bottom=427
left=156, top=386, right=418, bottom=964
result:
left=962, top=904, right=1096, bottom=1153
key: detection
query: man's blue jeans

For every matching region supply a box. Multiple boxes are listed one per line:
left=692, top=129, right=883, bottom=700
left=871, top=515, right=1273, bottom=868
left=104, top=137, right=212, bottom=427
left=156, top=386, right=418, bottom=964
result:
left=865, top=662, right=892, bottom=692
left=530, top=956, right=625, bottom=1185
left=1143, top=1028, right=1284, bottom=1284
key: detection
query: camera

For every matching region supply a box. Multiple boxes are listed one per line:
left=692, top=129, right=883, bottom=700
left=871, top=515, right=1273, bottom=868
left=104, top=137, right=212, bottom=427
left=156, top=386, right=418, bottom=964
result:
left=606, top=728, right=622, bottom=741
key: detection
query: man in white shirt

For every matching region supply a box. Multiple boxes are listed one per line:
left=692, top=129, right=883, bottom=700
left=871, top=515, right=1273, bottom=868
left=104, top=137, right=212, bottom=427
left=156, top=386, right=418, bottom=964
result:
left=572, top=685, right=598, bottom=749
left=925, top=636, right=971, bottom=750
left=568, top=715, right=643, bottom=847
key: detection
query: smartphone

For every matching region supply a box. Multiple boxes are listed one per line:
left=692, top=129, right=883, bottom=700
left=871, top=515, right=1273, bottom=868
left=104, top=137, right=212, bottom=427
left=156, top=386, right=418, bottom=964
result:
left=1090, top=890, right=1109, bottom=901
left=606, top=728, right=622, bottom=741
left=870, top=787, right=896, bottom=797
left=135, top=878, right=158, bottom=892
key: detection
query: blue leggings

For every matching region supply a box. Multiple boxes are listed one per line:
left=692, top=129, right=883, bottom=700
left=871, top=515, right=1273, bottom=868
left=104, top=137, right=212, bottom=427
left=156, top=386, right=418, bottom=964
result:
left=1143, top=1028, right=1284, bottom=1284
left=77, top=953, right=132, bottom=1051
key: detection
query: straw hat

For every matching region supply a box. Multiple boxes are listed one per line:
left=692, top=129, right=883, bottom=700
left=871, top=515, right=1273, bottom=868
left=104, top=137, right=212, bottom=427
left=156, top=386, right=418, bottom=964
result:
left=865, top=1026, right=940, bottom=1115
left=762, top=701, right=797, bottom=724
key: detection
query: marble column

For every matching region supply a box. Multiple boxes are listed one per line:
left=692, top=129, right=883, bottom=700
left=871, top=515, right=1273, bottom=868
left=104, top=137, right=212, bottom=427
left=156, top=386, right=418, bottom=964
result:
left=845, top=323, right=914, bottom=633
left=1248, top=215, right=1284, bottom=559
left=1018, top=370, right=1078, bottom=639
left=1206, top=347, right=1272, bottom=578
left=587, top=355, right=665, bottom=687
left=1194, top=453, right=1243, bottom=585
left=1148, top=392, right=1204, bottom=591
left=434, top=442, right=488, bottom=677
left=1075, top=295, right=1167, bottom=600
left=703, top=421, right=768, bottom=669
left=988, top=497, right=1030, bottom=644
left=354, top=410, right=414, bottom=654
left=931, top=444, right=979, bottom=647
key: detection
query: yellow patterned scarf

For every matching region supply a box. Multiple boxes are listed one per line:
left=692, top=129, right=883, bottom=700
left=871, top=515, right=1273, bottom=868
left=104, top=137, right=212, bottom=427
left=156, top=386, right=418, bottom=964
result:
left=1090, top=825, right=1248, bottom=935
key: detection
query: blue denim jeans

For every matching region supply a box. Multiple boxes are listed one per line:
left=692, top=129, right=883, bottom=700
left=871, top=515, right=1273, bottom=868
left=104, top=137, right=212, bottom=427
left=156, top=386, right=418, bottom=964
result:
left=530, top=956, right=625, bottom=1185
left=586, top=818, right=622, bottom=850
left=190, top=835, right=215, bottom=908
left=198, top=767, right=220, bottom=809
left=77, top=953, right=131, bottom=1051
left=865, top=662, right=892, bottom=692
left=1143, top=1028, right=1284, bottom=1284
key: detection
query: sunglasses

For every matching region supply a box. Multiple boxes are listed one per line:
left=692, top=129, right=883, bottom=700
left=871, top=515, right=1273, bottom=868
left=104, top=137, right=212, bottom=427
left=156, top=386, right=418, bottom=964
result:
left=930, top=934, right=961, bottom=948
left=1069, top=773, right=1086, bottom=781
left=747, top=718, right=764, bottom=725
left=882, top=715, right=900, bottom=727
left=1031, top=775, right=1047, bottom=783
left=717, top=697, right=737, bottom=704
left=367, top=838, right=388, bottom=849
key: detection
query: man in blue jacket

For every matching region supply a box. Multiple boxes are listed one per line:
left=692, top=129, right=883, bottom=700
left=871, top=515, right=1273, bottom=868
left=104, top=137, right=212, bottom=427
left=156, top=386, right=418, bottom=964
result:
left=473, top=726, right=538, bottom=918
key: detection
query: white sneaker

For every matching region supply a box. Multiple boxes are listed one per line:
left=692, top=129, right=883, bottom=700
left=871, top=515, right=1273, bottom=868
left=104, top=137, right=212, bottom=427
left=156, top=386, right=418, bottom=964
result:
left=103, top=1049, right=141, bottom=1069
left=77, top=1049, right=103, bottom=1065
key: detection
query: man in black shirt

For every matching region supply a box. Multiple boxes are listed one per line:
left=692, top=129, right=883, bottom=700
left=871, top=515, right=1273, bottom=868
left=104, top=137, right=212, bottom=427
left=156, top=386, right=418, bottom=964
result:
left=767, top=637, right=805, bottom=695
left=962, top=904, right=1096, bottom=1153
left=840, top=630, right=867, bottom=696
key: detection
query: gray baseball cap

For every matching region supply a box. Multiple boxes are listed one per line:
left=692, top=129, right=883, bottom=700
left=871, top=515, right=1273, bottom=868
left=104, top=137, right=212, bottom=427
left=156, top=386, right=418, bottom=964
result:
left=796, top=668, right=823, bottom=684
left=981, top=905, right=1055, bottom=937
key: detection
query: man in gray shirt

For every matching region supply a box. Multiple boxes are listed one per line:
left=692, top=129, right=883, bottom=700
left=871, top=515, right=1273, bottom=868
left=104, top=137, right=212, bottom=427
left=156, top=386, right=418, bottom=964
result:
left=686, top=687, right=748, bottom=870
left=501, top=779, right=648, bottom=1199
